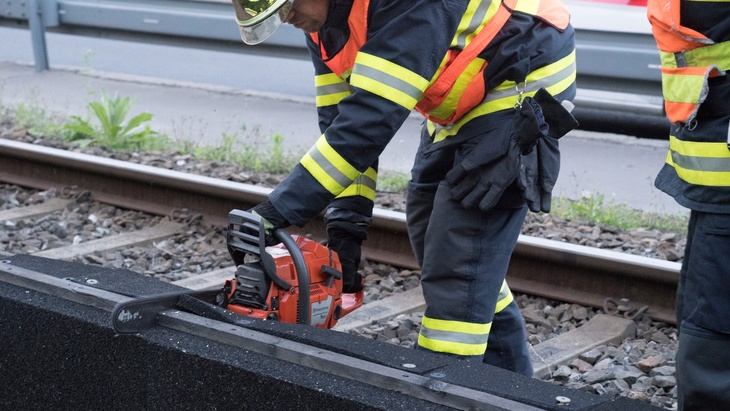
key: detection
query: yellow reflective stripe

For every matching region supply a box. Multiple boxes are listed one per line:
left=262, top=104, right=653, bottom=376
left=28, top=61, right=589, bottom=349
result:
left=427, top=57, right=487, bottom=120
left=315, top=72, right=347, bottom=87
left=666, top=135, right=730, bottom=186
left=428, top=50, right=576, bottom=141
left=513, top=0, right=540, bottom=15
left=351, top=52, right=429, bottom=110
left=659, top=41, right=730, bottom=71
left=418, top=316, right=491, bottom=356
left=317, top=92, right=350, bottom=107
left=300, top=134, right=361, bottom=195
left=661, top=71, right=707, bottom=104
left=495, top=280, right=515, bottom=313
left=315, top=73, right=351, bottom=107
left=336, top=167, right=377, bottom=201
left=453, top=0, right=499, bottom=49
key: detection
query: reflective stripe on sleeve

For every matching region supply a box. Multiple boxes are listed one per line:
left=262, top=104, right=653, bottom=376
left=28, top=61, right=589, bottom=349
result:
left=300, top=134, right=362, bottom=196
left=351, top=52, right=429, bottom=110
left=667, top=134, right=730, bottom=187
left=315, top=73, right=352, bottom=107
left=336, top=167, right=377, bottom=201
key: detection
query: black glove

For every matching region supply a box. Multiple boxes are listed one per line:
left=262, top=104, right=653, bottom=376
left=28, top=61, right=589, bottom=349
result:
left=446, top=140, right=522, bottom=211
left=327, top=228, right=364, bottom=294
left=445, top=96, right=547, bottom=212
left=517, top=88, right=579, bottom=213
left=325, top=211, right=372, bottom=293
left=250, top=201, right=290, bottom=245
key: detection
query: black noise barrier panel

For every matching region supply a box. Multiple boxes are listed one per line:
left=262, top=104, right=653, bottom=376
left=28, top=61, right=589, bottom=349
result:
left=0, top=254, right=658, bottom=411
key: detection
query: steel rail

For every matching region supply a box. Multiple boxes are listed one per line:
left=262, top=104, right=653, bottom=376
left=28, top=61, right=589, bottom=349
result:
left=0, top=138, right=681, bottom=324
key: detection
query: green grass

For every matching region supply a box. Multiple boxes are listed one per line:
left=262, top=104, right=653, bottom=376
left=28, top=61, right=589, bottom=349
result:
left=0, top=93, right=688, bottom=235
left=551, top=194, right=689, bottom=234
left=190, top=127, right=299, bottom=174
left=378, top=172, right=410, bottom=193
left=10, top=101, right=69, bottom=138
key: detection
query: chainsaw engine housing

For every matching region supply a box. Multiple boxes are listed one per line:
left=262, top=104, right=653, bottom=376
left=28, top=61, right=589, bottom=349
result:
left=224, top=234, right=362, bottom=328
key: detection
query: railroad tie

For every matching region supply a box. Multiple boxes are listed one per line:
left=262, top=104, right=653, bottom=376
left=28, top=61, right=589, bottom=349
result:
left=33, top=219, right=183, bottom=261
left=0, top=197, right=75, bottom=223
left=172, top=267, right=234, bottom=291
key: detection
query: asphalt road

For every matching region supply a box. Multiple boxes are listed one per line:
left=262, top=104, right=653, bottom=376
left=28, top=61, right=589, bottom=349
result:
left=0, top=26, right=686, bottom=216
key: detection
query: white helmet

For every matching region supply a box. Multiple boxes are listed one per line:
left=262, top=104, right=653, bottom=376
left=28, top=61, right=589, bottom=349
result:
left=232, top=0, right=294, bottom=45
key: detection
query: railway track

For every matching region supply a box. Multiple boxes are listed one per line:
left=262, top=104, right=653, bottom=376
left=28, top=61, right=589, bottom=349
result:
left=0, top=137, right=679, bottom=409
left=0, top=137, right=681, bottom=324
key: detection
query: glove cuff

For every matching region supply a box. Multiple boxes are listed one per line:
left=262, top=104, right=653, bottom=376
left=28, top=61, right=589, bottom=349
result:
left=324, top=207, right=371, bottom=241
left=250, top=201, right=290, bottom=229
left=533, top=88, right=579, bottom=139
left=326, top=222, right=367, bottom=242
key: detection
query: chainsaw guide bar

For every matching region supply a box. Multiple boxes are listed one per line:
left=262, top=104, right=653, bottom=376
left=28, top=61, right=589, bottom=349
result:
left=111, top=289, right=221, bottom=334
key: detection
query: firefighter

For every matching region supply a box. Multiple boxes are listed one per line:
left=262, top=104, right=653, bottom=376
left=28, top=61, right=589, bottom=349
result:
left=647, top=1, right=730, bottom=409
left=233, top=0, right=578, bottom=376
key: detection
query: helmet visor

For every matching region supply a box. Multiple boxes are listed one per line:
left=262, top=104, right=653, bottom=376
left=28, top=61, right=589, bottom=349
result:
left=232, top=0, right=294, bottom=45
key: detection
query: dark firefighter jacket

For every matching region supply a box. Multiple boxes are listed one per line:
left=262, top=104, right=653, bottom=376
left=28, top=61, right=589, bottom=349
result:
left=269, top=0, right=577, bottom=227
left=648, top=0, right=730, bottom=213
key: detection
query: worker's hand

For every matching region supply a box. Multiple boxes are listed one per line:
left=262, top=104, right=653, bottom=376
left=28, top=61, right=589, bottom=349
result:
left=517, top=89, right=578, bottom=213
left=250, top=201, right=290, bottom=245
left=326, top=222, right=366, bottom=294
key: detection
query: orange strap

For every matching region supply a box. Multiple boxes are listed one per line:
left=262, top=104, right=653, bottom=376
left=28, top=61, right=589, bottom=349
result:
left=419, top=2, right=513, bottom=110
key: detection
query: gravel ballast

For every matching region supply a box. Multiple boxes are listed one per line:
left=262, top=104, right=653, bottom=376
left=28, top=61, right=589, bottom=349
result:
left=1, top=126, right=684, bottom=409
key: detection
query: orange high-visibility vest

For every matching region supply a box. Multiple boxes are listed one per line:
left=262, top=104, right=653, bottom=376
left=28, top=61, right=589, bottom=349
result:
left=416, top=0, right=569, bottom=125
left=311, top=0, right=570, bottom=125
left=647, top=0, right=730, bottom=124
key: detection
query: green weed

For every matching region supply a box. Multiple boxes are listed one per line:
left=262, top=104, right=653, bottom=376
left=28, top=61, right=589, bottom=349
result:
left=378, top=172, right=410, bottom=193
left=63, top=92, right=170, bottom=151
left=192, top=127, right=299, bottom=174
left=11, top=101, right=68, bottom=138
left=551, top=195, right=689, bottom=234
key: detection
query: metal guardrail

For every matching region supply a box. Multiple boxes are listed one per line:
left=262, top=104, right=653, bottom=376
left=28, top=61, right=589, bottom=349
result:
left=1, top=0, right=664, bottom=117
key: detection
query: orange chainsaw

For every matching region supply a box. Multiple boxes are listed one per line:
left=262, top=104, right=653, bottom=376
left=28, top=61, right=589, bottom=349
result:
left=111, top=210, right=363, bottom=334
left=221, top=209, right=363, bottom=328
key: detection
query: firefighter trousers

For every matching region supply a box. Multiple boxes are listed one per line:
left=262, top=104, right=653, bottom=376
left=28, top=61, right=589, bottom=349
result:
left=405, top=125, right=532, bottom=376
left=676, top=210, right=730, bottom=411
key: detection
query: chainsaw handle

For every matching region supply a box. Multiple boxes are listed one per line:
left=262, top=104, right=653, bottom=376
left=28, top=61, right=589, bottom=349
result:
left=273, top=228, right=310, bottom=326
left=228, top=210, right=292, bottom=291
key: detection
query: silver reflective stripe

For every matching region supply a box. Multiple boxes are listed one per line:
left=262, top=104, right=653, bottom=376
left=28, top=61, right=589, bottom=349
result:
left=352, top=64, right=423, bottom=100
left=671, top=151, right=730, bottom=172
left=455, top=0, right=494, bottom=49
left=316, top=82, right=351, bottom=97
left=497, top=283, right=510, bottom=301
left=353, top=172, right=376, bottom=191
left=483, top=60, right=576, bottom=104
left=307, top=146, right=355, bottom=188
left=419, top=327, right=490, bottom=345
